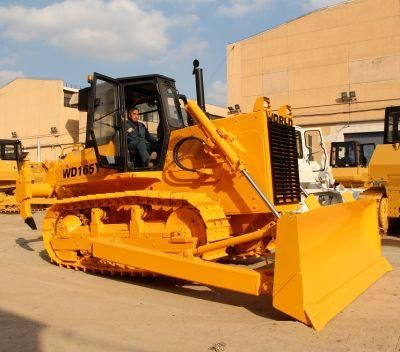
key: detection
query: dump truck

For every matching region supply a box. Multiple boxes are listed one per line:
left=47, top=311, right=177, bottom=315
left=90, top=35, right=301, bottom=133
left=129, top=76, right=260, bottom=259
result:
left=296, top=126, right=333, bottom=192
left=0, top=139, right=53, bottom=212
left=14, top=69, right=391, bottom=331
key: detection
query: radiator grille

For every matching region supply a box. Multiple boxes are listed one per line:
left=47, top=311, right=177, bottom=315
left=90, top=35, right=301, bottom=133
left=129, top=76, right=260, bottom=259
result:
left=268, top=120, right=301, bottom=205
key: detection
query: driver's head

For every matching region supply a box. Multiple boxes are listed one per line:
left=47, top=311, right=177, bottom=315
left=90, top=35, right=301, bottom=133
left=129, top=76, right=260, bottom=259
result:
left=128, top=108, right=140, bottom=123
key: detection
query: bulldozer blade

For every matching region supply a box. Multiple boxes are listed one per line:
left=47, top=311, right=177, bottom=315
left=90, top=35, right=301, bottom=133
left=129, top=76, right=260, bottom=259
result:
left=272, top=199, right=392, bottom=331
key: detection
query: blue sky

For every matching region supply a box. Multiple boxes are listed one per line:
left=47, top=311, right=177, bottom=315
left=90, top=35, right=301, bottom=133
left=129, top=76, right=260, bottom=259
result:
left=0, top=0, right=343, bottom=105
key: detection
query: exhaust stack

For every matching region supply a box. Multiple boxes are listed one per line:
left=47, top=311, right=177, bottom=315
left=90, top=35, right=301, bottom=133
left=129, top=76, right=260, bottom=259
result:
left=192, top=59, right=206, bottom=113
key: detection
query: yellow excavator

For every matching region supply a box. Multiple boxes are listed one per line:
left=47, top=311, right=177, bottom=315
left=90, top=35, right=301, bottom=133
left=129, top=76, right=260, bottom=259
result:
left=0, top=139, right=53, bottom=213
left=14, top=64, right=391, bottom=331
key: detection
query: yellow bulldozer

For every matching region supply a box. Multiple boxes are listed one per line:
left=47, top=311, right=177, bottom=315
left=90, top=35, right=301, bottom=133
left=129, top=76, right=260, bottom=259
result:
left=0, top=139, right=53, bottom=213
left=14, top=66, right=391, bottom=331
left=0, top=139, right=20, bottom=212
left=330, top=141, right=375, bottom=189
left=329, top=106, right=400, bottom=234
left=365, top=106, right=400, bottom=234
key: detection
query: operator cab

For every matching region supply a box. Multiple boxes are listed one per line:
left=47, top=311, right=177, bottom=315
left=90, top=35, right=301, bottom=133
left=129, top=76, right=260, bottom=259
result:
left=384, top=106, right=400, bottom=144
left=80, top=73, right=187, bottom=172
left=0, top=139, right=24, bottom=163
left=330, top=141, right=375, bottom=168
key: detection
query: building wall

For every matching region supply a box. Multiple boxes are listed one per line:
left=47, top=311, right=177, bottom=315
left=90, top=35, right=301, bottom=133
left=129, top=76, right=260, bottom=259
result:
left=227, top=0, right=400, bottom=145
left=0, top=78, right=85, bottom=161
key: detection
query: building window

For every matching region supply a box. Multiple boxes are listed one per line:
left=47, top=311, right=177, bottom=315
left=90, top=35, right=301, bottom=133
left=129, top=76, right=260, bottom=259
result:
left=64, top=90, right=75, bottom=108
left=64, top=83, right=80, bottom=108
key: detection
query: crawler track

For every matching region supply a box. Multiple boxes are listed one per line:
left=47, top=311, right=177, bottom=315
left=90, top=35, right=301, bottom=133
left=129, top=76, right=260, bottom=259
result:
left=43, top=190, right=231, bottom=276
left=0, top=198, right=49, bottom=213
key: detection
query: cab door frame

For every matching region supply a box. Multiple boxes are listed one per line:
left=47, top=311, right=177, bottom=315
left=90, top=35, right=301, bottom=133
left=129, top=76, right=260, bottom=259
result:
left=88, top=72, right=125, bottom=170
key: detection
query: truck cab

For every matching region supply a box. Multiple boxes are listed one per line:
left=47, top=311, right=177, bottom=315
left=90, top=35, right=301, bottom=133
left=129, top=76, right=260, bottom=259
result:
left=294, top=126, right=344, bottom=204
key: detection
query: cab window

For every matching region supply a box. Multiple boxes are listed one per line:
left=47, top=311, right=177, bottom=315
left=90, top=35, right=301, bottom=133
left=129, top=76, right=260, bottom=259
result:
left=92, top=79, right=119, bottom=146
left=336, top=144, right=356, bottom=166
left=0, top=143, right=17, bottom=160
left=162, top=85, right=185, bottom=129
left=387, top=111, right=400, bottom=143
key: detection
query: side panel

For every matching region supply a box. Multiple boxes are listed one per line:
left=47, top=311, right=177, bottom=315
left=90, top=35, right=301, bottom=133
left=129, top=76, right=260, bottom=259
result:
left=163, top=111, right=297, bottom=215
left=369, top=144, right=400, bottom=218
left=331, top=167, right=369, bottom=186
left=369, top=144, right=400, bottom=182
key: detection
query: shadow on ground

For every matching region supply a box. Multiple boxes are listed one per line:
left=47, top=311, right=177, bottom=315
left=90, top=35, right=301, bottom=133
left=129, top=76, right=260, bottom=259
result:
left=15, top=233, right=292, bottom=324
left=15, top=236, right=43, bottom=252
left=382, top=236, right=400, bottom=248
left=33, top=248, right=291, bottom=324
left=0, top=309, right=44, bottom=352
left=127, top=275, right=291, bottom=322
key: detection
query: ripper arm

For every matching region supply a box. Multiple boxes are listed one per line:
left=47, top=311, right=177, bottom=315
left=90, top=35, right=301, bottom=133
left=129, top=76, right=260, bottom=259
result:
left=16, top=160, right=53, bottom=229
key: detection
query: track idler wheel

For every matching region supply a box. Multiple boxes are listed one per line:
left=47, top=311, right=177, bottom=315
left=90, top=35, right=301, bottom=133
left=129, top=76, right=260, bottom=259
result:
left=164, top=207, right=206, bottom=246
left=50, top=213, right=84, bottom=262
